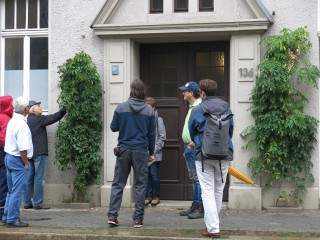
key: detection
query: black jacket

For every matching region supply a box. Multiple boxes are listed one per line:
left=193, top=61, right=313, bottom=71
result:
left=27, top=110, right=66, bottom=158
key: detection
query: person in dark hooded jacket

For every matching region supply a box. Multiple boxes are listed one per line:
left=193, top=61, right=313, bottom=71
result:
left=107, top=79, right=156, bottom=229
left=189, top=79, right=234, bottom=238
left=0, top=96, right=13, bottom=223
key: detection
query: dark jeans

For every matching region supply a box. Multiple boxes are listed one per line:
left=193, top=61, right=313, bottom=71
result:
left=184, top=144, right=203, bottom=207
left=146, top=161, right=160, bottom=198
left=0, top=146, right=7, bottom=219
left=108, top=148, right=148, bottom=221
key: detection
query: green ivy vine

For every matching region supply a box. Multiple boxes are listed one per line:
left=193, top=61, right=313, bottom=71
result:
left=55, top=51, right=103, bottom=202
left=241, top=27, right=320, bottom=195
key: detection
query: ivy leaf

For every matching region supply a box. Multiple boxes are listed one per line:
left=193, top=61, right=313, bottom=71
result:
left=55, top=51, right=104, bottom=202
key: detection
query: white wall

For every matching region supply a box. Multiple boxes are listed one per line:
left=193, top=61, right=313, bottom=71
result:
left=260, top=0, right=319, bottom=209
left=45, top=0, right=105, bottom=205
left=109, top=0, right=255, bottom=24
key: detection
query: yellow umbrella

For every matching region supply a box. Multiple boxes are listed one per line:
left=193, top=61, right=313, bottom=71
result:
left=228, top=166, right=259, bottom=187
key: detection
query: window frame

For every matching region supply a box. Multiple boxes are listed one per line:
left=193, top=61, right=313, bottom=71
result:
left=0, top=0, right=48, bottom=108
left=199, top=0, right=214, bottom=12
left=174, top=0, right=188, bottom=12
left=150, top=0, right=163, bottom=13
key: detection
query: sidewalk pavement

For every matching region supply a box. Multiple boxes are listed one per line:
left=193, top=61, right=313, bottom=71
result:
left=1, top=201, right=320, bottom=240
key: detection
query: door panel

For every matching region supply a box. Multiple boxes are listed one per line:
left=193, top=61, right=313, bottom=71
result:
left=140, top=41, right=230, bottom=201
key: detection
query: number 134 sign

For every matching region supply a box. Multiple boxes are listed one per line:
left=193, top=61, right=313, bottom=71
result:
left=239, top=68, right=254, bottom=78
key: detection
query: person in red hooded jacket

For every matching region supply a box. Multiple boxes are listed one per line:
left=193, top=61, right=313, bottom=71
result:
left=0, top=96, right=13, bottom=224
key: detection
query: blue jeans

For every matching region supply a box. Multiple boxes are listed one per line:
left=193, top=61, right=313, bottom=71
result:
left=184, top=144, right=203, bottom=207
left=2, top=154, right=29, bottom=223
left=24, top=155, right=48, bottom=207
left=0, top=146, right=7, bottom=219
left=146, top=161, right=160, bottom=198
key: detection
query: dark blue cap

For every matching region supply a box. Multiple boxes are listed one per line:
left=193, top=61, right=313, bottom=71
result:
left=179, top=81, right=200, bottom=92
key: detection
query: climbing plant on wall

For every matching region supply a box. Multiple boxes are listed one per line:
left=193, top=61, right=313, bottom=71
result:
left=241, top=27, right=320, bottom=195
left=55, top=51, right=103, bottom=202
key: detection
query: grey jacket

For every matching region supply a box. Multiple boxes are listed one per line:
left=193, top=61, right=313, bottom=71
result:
left=148, top=110, right=166, bottom=166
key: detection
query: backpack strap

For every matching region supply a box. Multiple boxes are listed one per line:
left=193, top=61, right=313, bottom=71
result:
left=219, top=160, right=224, bottom=183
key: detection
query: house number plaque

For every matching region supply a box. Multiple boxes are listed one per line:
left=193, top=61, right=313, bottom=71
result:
left=239, top=68, right=254, bottom=77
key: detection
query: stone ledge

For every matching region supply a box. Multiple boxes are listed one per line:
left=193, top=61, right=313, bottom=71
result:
left=266, top=206, right=303, bottom=213
left=51, top=203, right=91, bottom=209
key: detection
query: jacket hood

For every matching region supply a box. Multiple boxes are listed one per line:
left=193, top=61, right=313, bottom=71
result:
left=128, top=98, right=148, bottom=113
left=200, top=96, right=229, bottom=115
left=0, top=96, right=13, bottom=118
left=154, top=109, right=159, bottom=119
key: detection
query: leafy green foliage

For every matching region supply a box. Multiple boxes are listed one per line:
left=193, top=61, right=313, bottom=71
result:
left=55, top=52, right=103, bottom=201
left=241, top=28, right=320, bottom=195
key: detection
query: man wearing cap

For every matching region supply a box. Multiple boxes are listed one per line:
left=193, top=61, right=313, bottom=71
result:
left=23, top=101, right=66, bottom=210
left=179, top=81, right=204, bottom=219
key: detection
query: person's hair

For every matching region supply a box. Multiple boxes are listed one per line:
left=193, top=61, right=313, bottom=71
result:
left=14, top=96, right=29, bottom=113
left=130, top=79, right=146, bottom=100
left=145, top=97, right=156, bottom=108
left=191, top=89, right=200, bottom=98
left=199, top=79, right=218, bottom=96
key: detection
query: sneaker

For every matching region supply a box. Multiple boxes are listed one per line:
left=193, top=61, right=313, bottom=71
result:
left=6, top=219, right=28, bottom=228
left=24, top=204, right=33, bottom=209
left=144, top=197, right=152, bottom=206
left=133, top=220, right=143, bottom=228
left=201, top=230, right=220, bottom=238
left=188, top=207, right=204, bottom=219
left=107, top=218, right=119, bottom=227
left=33, top=205, right=50, bottom=210
left=151, top=197, right=160, bottom=206
left=180, top=205, right=196, bottom=216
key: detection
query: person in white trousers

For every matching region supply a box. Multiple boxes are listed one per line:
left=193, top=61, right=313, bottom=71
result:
left=189, top=79, right=234, bottom=238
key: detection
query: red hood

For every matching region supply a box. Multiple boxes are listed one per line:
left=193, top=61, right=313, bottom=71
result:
left=0, top=96, right=13, bottom=118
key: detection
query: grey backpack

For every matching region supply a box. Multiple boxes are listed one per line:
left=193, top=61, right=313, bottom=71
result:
left=201, top=107, right=233, bottom=160
left=201, top=106, right=233, bottom=181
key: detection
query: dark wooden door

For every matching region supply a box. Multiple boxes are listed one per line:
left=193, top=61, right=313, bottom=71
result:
left=140, top=41, right=230, bottom=201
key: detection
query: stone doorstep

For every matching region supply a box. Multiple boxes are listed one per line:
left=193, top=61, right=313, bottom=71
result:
left=265, top=206, right=303, bottom=213
left=50, top=203, right=91, bottom=209
left=41, top=201, right=228, bottom=210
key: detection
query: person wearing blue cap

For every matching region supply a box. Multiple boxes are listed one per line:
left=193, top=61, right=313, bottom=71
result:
left=178, top=81, right=204, bottom=219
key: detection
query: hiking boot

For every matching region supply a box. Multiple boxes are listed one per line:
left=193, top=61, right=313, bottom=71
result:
left=133, top=220, right=143, bottom=228
left=107, top=218, right=119, bottom=227
left=151, top=197, right=160, bottom=206
left=180, top=205, right=196, bottom=216
left=188, top=207, right=204, bottom=219
left=144, top=197, right=152, bottom=206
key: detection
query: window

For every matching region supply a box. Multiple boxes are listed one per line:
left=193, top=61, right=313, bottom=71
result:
left=1, top=0, right=49, bottom=109
left=175, top=0, right=188, bottom=12
left=199, top=0, right=214, bottom=12
left=150, top=0, right=163, bottom=13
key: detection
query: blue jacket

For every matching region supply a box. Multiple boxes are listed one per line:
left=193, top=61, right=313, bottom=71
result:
left=110, top=98, right=156, bottom=155
left=189, top=96, right=234, bottom=162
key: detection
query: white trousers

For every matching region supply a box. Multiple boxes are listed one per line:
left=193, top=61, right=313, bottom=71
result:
left=195, top=159, right=228, bottom=233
